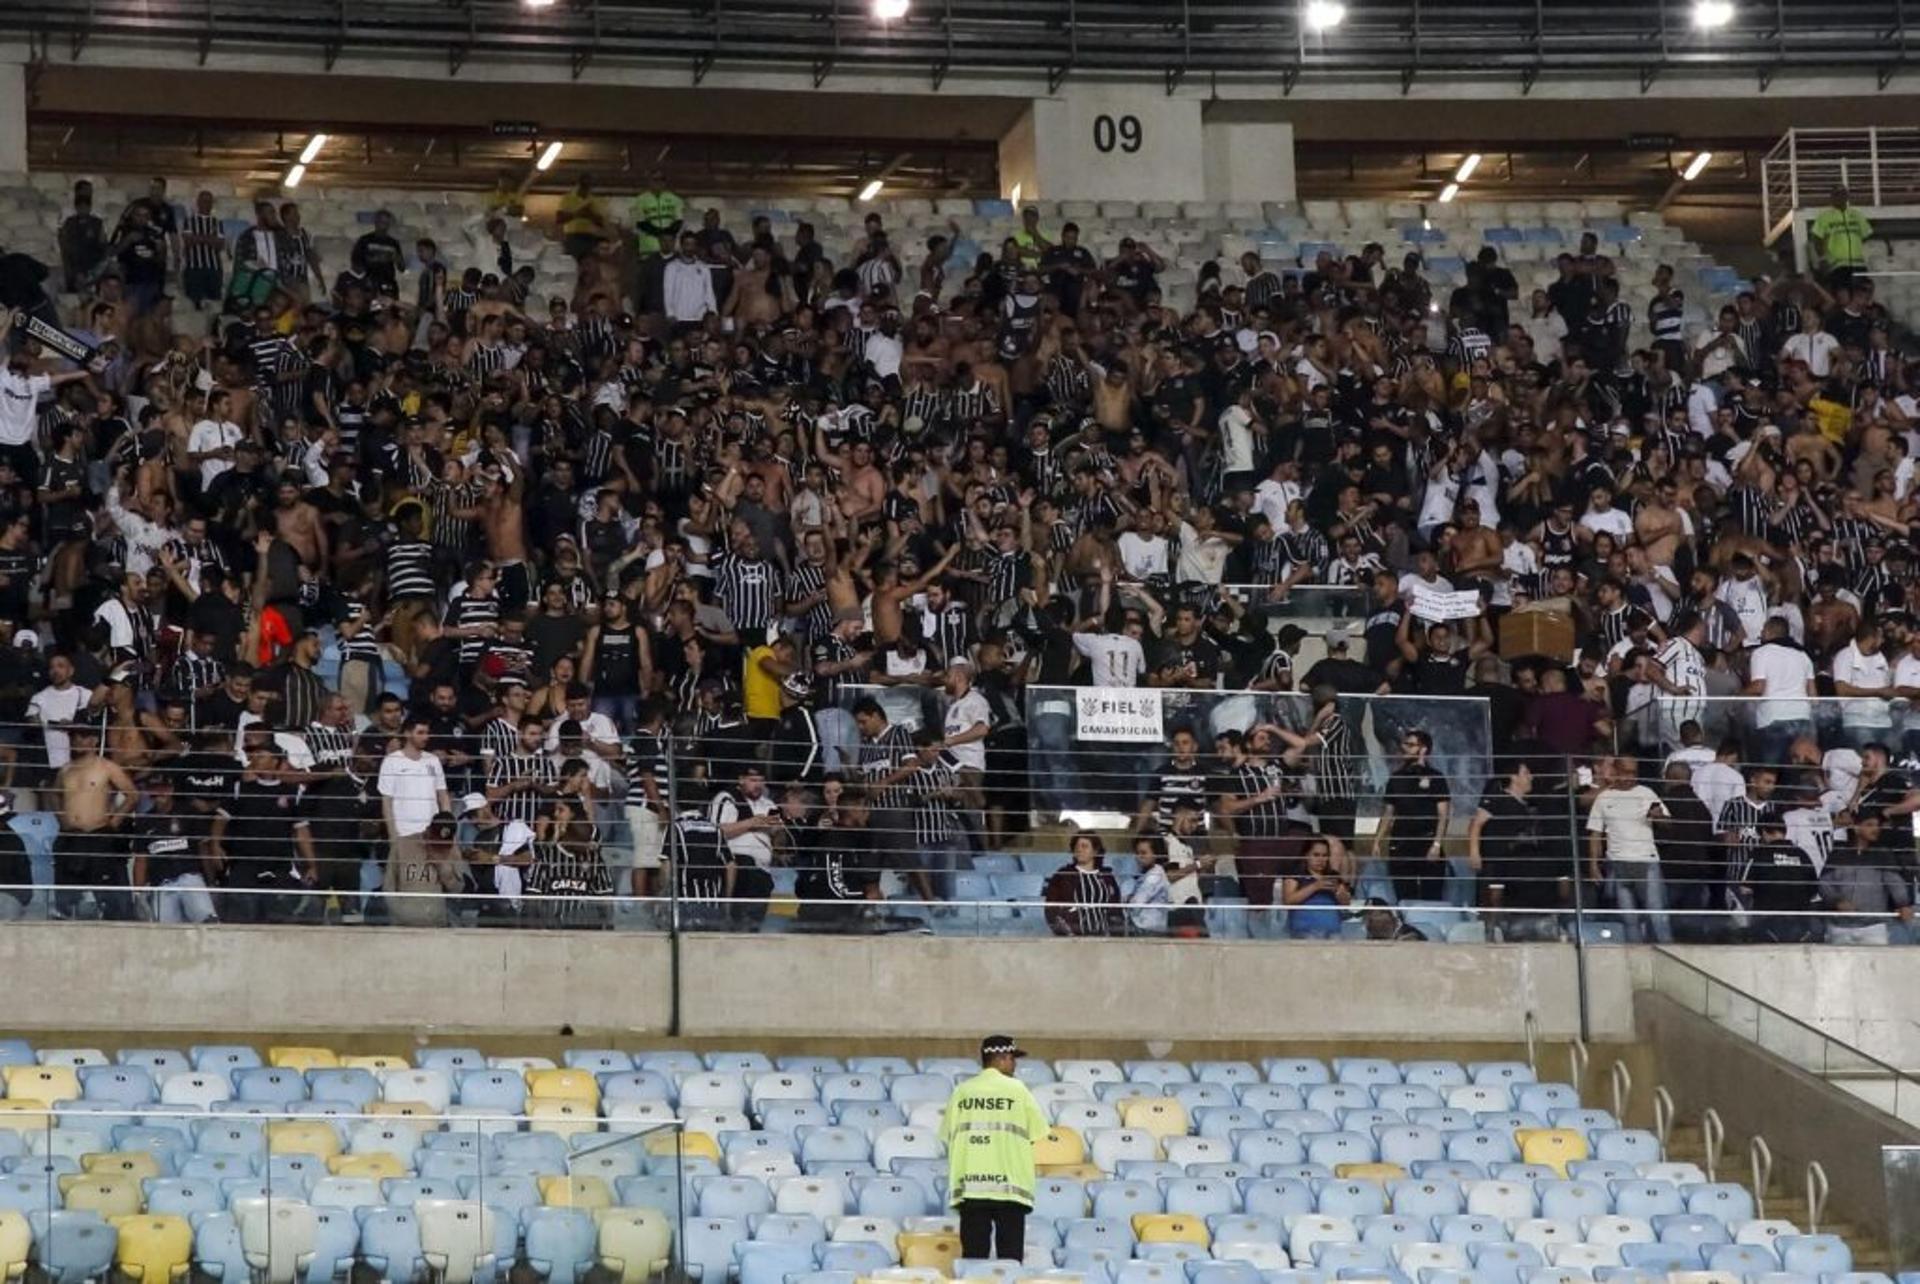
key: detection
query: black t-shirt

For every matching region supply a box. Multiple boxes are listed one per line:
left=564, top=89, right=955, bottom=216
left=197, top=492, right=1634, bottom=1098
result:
left=194, top=690, right=248, bottom=730
left=592, top=621, right=641, bottom=695
left=1743, top=841, right=1821, bottom=914
left=526, top=613, right=587, bottom=680
left=219, top=776, right=306, bottom=886
left=0, top=825, right=28, bottom=904
left=795, top=820, right=878, bottom=902
left=117, top=227, right=166, bottom=285
left=187, top=595, right=246, bottom=664
left=1477, top=790, right=1553, bottom=907
left=1151, top=634, right=1222, bottom=686
left=1302, top=656, right=1383, bottom=695
left=1407, top=650, right=1469, bottom=696
left=175, top=752, right=235, bottom=836
left=1385, top=762, right=1447, bottom=845
left=129, top=809, right=199, bottom=885
left=352, top=232, right=405, bottom=290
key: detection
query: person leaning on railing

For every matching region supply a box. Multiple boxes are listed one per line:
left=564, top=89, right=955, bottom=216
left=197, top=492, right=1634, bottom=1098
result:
left=1044, top=832, right=1123, bottom=937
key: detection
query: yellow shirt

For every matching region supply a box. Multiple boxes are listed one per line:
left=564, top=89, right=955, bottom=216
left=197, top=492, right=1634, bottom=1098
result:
left=743, top=645, right=783, bottom=720
left=558, top=191, right=608, bottom=238
left=1809, top=396, right=1853, bottom=445
left=1811, top=207, right=1872, bottom=269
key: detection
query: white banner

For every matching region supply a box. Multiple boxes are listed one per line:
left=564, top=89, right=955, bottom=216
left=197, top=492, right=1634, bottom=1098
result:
left=1411, top=587, right=1483, bottom=622
left=1074, top=688, right=1165, bottom=742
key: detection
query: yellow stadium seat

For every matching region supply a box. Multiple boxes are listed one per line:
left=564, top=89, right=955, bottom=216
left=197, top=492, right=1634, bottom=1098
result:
left=60, top=1174, right=143, bottom=1218
left=266, top=1121, right=342, bottom=1159
left=366, top=1101, right=433, bottom=1118
left=267, top=1047, right=340, bottom=1072
left=1516, top=1129, right=1588, bottom=1178
left=526, top=1069, right=601, bottom=1109
left=527, top=1098, right=599, bottom=1141
left=1120, top=1099, right=1190, bottom=1142
left=1131, top=1215, right=1209, bottom=1247
left=1333, top=1163, right=1406, bottom=1184
left=1038, top=1162, right=1103, bottom=1182
left=597, top=1207, right=673, bottom=1284
left=896, top=1232, right=962, bottom=1275
left=0, top=1103, right=47, bottom=1135
left=644, top=1131, right=719, bottom=1162
left=83, top=1153, right=163, bottom=1183
left=1033, top=1125, right=1084, bottom=1169
left=328, top=1153, right=410, bottom=1180
left=341, top=1055, right=411, bottom=1072
left=539, top=1175, right=612, bottom=1210
left=0, top=1208, right=29, bottom=1279
left=3, top=1066, right=79, bottom=1106
left=109, top=1214, right=192, bottom=1282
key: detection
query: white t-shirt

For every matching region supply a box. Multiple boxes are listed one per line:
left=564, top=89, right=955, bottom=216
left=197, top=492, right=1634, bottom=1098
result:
left=1832, top=641, right=1893, bottom=728
left=1174, top=522, right=1229, bottom=585
left=1218, top=405, right=1257, bottom=475
left=1716, top=577, right=1769, bottom=647
left=186, top=418, right=245, bottom=487
left=1587, top=784, right=1665, bottom=862
left=942, top=689, right=992, bottom=772
left=27, top=683, right=91, bottom=768
left=710, top=788, right=779, bottom=868
left=1783, top=806, right=1837, bottom=875
left=1749, top=641, right=1815, bottom=727
left=1783, top=330, right=1841, bottom=378
left=1656, top=637, right=1706, bottom=699
left=544, top=711, right=622, bottom=754
left=0, top=372, right=51, bottom=447
left=1116, top=532, right=1169, bottom=580
left=1072, top=632, right=1145, bottom=687
left=1580, top=507, right=1633, bottom=541
left=1252, top=479, right=1301, bottom=533
left=1690, top=762, right=1746, bottom=824
left=377, top=751, right=449, bottom=838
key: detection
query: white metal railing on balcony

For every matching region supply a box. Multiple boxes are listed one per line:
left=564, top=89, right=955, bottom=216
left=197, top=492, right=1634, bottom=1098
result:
left=1762, top=127, right=1920, bottom=243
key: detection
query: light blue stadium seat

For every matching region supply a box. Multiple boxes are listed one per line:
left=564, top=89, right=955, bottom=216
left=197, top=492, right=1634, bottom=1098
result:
left=1436, top=1215, right=1507, bottom=1246
left=854, top=1176, right=933, bottom=1219
left=1618, top=1243, right=1702, bottom=1271
left=421, top=1153, right=482, bottom=1183
left=1264, top=1062, right=1330, bottom=1089
left=458, top=1071, right=528, bottom=1113
left=1238, top=1087, right=1305, bottom=1115
left=1192, top=1262, right=1263, bottom=1284
left=1514, top=1086, right=1579, bottom=1117
left=1356, top=1215, right=1426, bottom=1249
left=1410, top=1163, right=1484, bottom=1184
left=461, top=1175, right=542, bottom=1219
left=1467, top=1063, right=1534, bottom=1088
left=1264, top=1274, right=1327, bottom=1284
left=1652, top=1214, right=1730, bottom=1249
left=1494, top=1165, right=1559, bottom=1186
left=311, top=1177, right=383, bottom=1211
left=1268, top=1114, right=1336, bottom=1140
left=232, top=1068, right=307, bottom=1105
left=761, top=1102, right=830, bottom=1136
left=1196, top=1064, right=1261, bottom=1090
left=1136, top=1243, right=1207, bottom=1269
left=384, top=1178, right=458, bottom=1209
left=179, top=1155, right=253, bottom=1182
left=1191, top=1163, right=1252, bottom=1187
left=1399, top=1064, right=1467, bottom=1090
left=1207, top=1213, right=1282, bottom=1246
left=1389, top=1179, right=1462, bottom=1219
left=1314, top=1182, right=1385, bottom=1218
left=635, top=1052, right=703, bottom=1077
left=560, top=1050, right=632, bottom=1075
left=1526, top=1271, right=1598, bottom=1284
left=119, top=1049, right=189, bottom=1081
left=798, top=1124, right=870, bottom=1167
left=738, top=1240, right=819, bottom=1284
left=305, top=1205, right=360, bottom=1284
left=748, top=1212, right=825, bottom=1247
left=1312, top=1244, right=1388, bottom=1273
left=1241, top=1180, right=1315, bottom=1223
left=1236, top=1134, right=1307, bottom=1170
left=1098, top=1084, right=1159, bottom=1107
left=1307, top=1135, right=1377, bottom=1169
left=599, top=1071, right=675, bottom=1106
left=1176, top=1087, right=1236, bottom=1116
left=1539, top=1183, right=1610, bottom=1222
left=1195, top=1109, right=1261, bottom=1142
left=144, top=1178, right=224, bottom=1218
left=698, top=1177, right=775, bottom=1220
left=1685, top=1183, right=1756, bottom=1222
left=1779, top=1238, right=1854, bottom=1277
left=1446, top=1131, right=1516, bottom=1166
left=357, top=1207, right=424, bottom=1282
left=834, top=1104, right=907, bottom=1135
left=192, top=1211, right=248, bottom=1282
left=888, top=1075, right=952, bottom=1110
left=1548, top=1110, right=1615, bottom=1136
left=1264, top=1165, right=1331, bottom=1186
left=1609, top=1182, right=1683, bottom=1220
left=1470, top=1241, right=1546, bottom=1284
left=706, top=1052, right=776, bottom=1076
left=1590, top=1132, right=1659, bottom=1165
left=817, top=1242, right=894, bottom=1273
left=496, top=1134, right=570, bottom=1170
left=1565, top=1162, right=1636, bottom=1186
left=1165, top=1179, right=1234, bottom=1219
left=818, top=1076, right=888, bottom=1109
left=190, top=1046, right=263, bottom=1075
left=1708, top=1244, right=1777, bottom=1274
left=29, top=1211, right=117, bottom=1284
left=1330, top=1061, right=1398, bottom=1089
left=1116, top=1162, right=1183, bottom=1186
left=1032, top=1179, right=1086, bottom=1223
left=77, top=1066, right=156, bottom=1108
left=306, top=1069, right=379, bottom=1111
left=1306, top=1088, right=1371, bottom=1118
left=112, top=1123, right=190, bottom=1159
left=1339, top=1109, right=1401, bottom=1136
left=522, top=1207, right=599, bottom=1283
left=1410, top=1110, right=1475, bottom=1135
left=1090, top=1181, right=1162, bottom=1219
left=840, top=1058, right=909, bottom=1079
left=1376, top=1088, right=1444, bottom=1115
left=1377, top=1128, right=1444, bottom=1171
left=1063, top=1218, right=1133, bottom=1253
left=422, top=1135, right=483, bottom=1156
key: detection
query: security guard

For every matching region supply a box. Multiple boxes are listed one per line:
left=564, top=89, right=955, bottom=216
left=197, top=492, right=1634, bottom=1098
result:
left=939, top=1035, right=1049, bottom=1261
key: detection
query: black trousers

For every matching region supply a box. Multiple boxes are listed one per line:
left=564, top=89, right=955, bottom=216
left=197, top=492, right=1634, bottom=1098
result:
left=957, top=1198, right=1027, bottom=1262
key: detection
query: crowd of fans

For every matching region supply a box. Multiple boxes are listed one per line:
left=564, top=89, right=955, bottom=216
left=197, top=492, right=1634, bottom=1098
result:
left=0, top=171, right=1912, bottom=941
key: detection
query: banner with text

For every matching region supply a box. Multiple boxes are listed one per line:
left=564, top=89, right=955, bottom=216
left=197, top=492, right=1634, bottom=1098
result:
left=1075, top=688, right=1166, bottom=742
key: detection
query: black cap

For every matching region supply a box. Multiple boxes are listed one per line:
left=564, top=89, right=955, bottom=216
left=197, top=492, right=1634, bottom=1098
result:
left=980, top=1035, right=1027, bottom=1062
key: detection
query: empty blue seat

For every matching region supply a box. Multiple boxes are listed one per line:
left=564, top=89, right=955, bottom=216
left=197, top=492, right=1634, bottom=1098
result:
left=1090, top=1180, right=1162, bottom=1219
left=1437, top=1215, right=1508, bottom=1246
left=1591, top=1132, right=1659, bottom=1165
left=307, top=1070, right=379, bottom=1110
left=1471, top=1241, right=1545, bottom=1284
left=601, top=1071, right=675, bottom=1105
left=1308, top=1130, right=1372, bottom=1168
left=29, top=1211, right=117, bottom=1284
left=1241, top=1179, right=1314, bottom=1222
left=1375, top=1087, right=1443, bottom=1115
left=233, top=1069, right=307, bottom=1105
left=1313, top=1244, right=1388, bottom=1273
left=1447, top=1131, right=1516, bottom=1166
left=736, top=1241, right=817, bottom=1284
left=358, top=1207, right=424, bottom=1281
left=1237, top=1086, right=1305, bottom=1115
left=459, top=1071, right=527, bottom=1112
left=1653, top=1214, right=1730, bottom=1249
left=1539, top=1182, right=1609, bottom=1221
left=1619, top=1243, right=1703, bottom=1271
left=1263, top=1061, right=1330, bottom=1088
left=854, top=1176, right=931, bottom=1219
left=1174, top=1086, right=1235, bottom=1115
left=190, top=1046, right=263, bottom=1074
left=306, top=1206, right=360, bottom=1284
left=1389, top=1179, right=1461, bottom=1219
left=1514, top=1086, right=1579, bottom=1116
left=1411, top=1162, right=1484, bottom=1183
left=110, top=1124, right=190, bottom=1160
left=1063, top=1218, right=1133, bottom=1252
left=1191, top=1263, right=1262, bottom=1284
left=1467, top=1063, right=1534, bottom=1087
left=1610, top=1181, right=1683, bottom=1219
left=1196, top=1108, right=1262, bottom=1142
left=144, top=1179, right=223, bottom=1218
left=698, top=1177, right=775, bottom=1220
left=462, top=1175, right=542, bottom=1219
left=77, top=1066, right=156, bottom=1107
left=1779, top=1235, right=1853, bottom=1276
left=1314, top=1181, right=1385, bottom=1217
left=523, top=1206, right=599, bottom=1283
left=1708, top=1244, right=1777, bottom=1274
left=1164, top=1179, right=1234, bottom=1219
left=1357, top=1215, right=1426, bottom=1249
left=1685, top=1183, right=1756, bottom=1222
left=829, top=1103, right=903, bottom=1132
left=1236, top=1133, right=1306, bottom=1168
left=817, top=1242, right=893, bottom=1273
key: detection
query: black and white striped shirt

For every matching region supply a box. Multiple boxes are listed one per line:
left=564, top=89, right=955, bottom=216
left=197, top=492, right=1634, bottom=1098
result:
left=785, top=562, right=832, bottom=639
left=444, top=591, right=501, bottom=666
left=486, top=730, right=559, bottom=828
left=182, top=211, right=223, bottom=272
left=170, top=651, right=225, bottom=700
left=858, top=722, right=917, bottom=811
left=712, top=552, right=779, bottom=632
left=467, top=342, right=509, bottom=380
left=626, top=728, right=666, bottom=810
left=1311, top=712, right=1361, bottom=802
left=811, top=634, right=862, bottom=707
left=1050, top=863, right=1121, bottom=936
left=1225, top=761, right=1288, bottom=839
left=426, top=479, right=483, bottom=553
left=1716, top=791, right=1771, bottom=882
left=909, top=753, right=963, bottom=846
left=671, top=815, right=728, bottom=903
left=384, top=539, right=437, bottom=601
left=304, top=723, right=357, bottom=772
left=949, top=382, right=996, bottom=426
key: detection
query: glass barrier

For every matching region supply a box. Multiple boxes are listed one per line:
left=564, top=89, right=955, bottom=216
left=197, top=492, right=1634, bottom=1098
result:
left=1650, top=949, right=1920, bottom=1127
left=0, top=1099, right=684, bottom=1284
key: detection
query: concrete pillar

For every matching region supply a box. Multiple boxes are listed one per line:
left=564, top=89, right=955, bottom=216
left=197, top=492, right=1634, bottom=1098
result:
left=0, top=63, right=24, bottom=176
left=997, top=88, right=1204, bottom=204
left=1202, top=119, right=1297, bottom=209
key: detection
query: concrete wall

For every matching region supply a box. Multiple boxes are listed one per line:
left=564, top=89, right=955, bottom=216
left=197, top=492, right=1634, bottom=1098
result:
left=1664, top=945, right=1920, bottom=1072
left=0, top=63, right=24, bottom=176
left=1000, top=90, right=1206, bottom=204
left=1202, top=120, right=1297, bottom=207
left=0, top=923, right=1636, bottom=1043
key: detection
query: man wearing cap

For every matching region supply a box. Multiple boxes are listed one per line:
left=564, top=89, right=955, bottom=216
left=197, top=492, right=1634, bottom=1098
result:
left=940, top=1037, right=1049, bottom=1261
left=768, top=673, right=821, bottom=785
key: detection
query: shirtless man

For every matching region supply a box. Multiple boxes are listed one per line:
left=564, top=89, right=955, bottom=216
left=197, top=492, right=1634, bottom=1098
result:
left=724, top=245, right=790, bottom=326
left=815, top=431, right=887, bottom=528
left=869, top=540, right=961, bottom=646
left=1632, top=477, right=1687, bottom=567
left=1092, top=361, right=1137, bottom=435
left=1447, top=499, right=1504, bottom=589
left=54, top=722, right=137, bottom=920
left=272, top=479, right=327, bottom=574
left=480, top=462, right=532, bottom=611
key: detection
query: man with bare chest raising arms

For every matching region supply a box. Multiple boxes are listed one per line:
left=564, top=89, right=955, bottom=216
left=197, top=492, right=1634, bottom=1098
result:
left=54, top=722, right=137, bottom=920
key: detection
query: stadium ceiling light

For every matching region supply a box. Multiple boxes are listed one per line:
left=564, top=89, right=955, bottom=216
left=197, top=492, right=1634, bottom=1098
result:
left=297, top=134, right=328, bottom=165
left=858, top=178, right=885, bottom=202
left=1453, top=153, right=1483, bottom=183
left=283, top=164, right=307, bottom=189
left=1682, top=150, right=1714, bottom=180
left=1303, top=1, right=1346, bottom=32
left=535, top=140, right=565, bottom=170
left=1438, top=182, right=1460, bottom=203
left=523, top=0, right=557, bottom=9
left=871, top=0, right=910, bottom=20
left=1692, top=0, right=1734, bottom=29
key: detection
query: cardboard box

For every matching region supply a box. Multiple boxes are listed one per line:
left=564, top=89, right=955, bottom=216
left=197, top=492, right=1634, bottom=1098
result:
left=1500, top=608, right=1575, bottom=662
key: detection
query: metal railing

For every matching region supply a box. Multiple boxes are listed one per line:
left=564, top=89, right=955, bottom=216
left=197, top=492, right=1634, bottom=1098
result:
left=1650, top=949, right=1920, bottom=1129
left=1761, top=127, right=1920, bottom=241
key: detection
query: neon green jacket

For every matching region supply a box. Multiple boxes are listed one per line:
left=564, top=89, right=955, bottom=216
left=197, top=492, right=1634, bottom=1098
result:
left=631, top=190, right=685, bottom=254
left=939, top=1067, right=1049, bottom=1206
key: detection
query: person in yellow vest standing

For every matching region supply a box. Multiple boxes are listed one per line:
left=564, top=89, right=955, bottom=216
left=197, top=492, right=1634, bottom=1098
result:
left=1810, top=186, right=1873, bottom=289
left=940, top=1035, right=1049, bottom=1261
